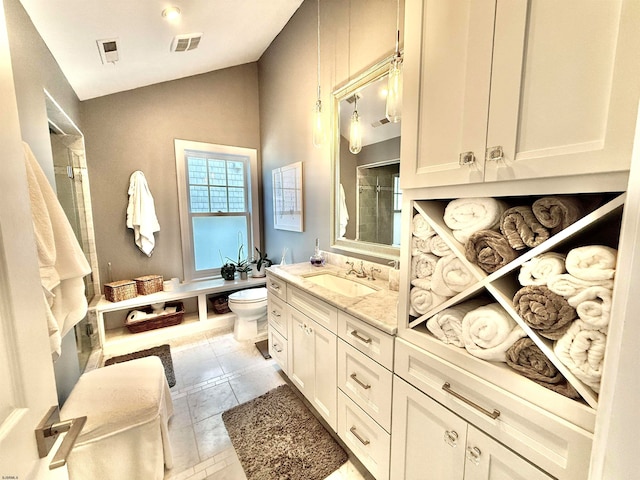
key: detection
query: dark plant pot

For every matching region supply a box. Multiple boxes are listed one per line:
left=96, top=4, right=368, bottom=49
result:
left=221, top=264, right=236, bottom=280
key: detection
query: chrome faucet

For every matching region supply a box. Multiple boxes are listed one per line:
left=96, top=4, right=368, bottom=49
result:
left=346, top=260, right=367, bottom=278
left=368, top=266, right=381, bottom=281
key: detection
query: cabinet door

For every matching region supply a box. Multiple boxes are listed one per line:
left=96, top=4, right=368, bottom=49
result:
left=390, top=376, right=467, bottom=480
left=464, top=426, right=553, bottom=480
left=311, top=320, right=338, bottom=431
left=485, top=0, right=639, bottom=182
left=401, top=0, right=496, bottom=188
left=287, top=307, right=313, bottom=396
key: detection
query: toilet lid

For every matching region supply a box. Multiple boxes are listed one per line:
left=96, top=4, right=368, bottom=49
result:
left=229, top=287, right=268, bottom=303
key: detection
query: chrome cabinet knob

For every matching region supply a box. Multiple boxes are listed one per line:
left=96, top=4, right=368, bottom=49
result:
left=443, top=429, right=458, bottom=447
left=466, top=446, right=482, bottom=466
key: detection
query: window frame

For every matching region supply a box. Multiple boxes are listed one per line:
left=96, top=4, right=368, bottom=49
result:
left=174, top=139, right=260, bottom=281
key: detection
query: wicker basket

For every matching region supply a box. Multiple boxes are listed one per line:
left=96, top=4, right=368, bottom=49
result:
left=134, top=275, right=164, bottom=295
left=104, top=280, right=137, bottom=302
left=210, top=295, right=231, bottom=314
left=125, top=301, right=184, bottom=333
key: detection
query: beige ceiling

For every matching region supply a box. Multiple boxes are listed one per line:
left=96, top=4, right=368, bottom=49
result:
left=19, top=0, right=304, bottom=100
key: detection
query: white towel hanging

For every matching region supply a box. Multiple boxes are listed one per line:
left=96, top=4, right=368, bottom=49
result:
left=126, top=171, right=160, bottom=256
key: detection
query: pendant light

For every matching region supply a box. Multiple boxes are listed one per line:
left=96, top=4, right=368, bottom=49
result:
left=386, top=0, right=403, bottom=123
left=349, top=95, right=362, bottom=154
left=312, top=0, right=324, bottom=147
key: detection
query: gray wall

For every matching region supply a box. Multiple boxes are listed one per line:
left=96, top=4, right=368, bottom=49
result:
left=4, top=0, right=82, bottom=405
left=81, top=63, right=261, bottom=287
left=258, top=0, right=403, bottom=264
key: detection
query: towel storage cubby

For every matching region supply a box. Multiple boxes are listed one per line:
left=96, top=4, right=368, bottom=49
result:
left=396, top=191, right=624, bottom=479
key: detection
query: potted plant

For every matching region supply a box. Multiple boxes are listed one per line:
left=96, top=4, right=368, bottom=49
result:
left=220, top=262, right=236, bottom=281
left=227, top=244, right=252, bottom=280
left=251, top=247, right=272, bottom=278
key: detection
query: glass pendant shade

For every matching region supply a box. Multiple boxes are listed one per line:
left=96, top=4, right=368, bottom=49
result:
left=349, top=109, right=362, bottom=154
left=386, top=54, right=403, bottom=123
left=313, top=99, right=323, bottom=147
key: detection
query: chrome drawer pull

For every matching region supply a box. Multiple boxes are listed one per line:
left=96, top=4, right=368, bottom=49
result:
left=442, top=382, right=500, bottom=420
left=272, top=343, right=282, bottom=353
left=271, top=310, right=281, bottom=317
left=270, top=282, right=280, bottom=291
left=349, top=426, right=370, bottom=446
left=350, top=373, right=371, bottom=390
left=350, top=330, right=372, bottom=344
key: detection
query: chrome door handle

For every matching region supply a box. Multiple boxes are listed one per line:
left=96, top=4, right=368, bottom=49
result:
left=35, top=406, right=87, bottom=469
left=350, top=373, right=371, bottom=390
left=442, top=382, right=500, bottom=419
left=350, top=330, right=372, bottom=344
left=349, top=426, right=370, bottom=446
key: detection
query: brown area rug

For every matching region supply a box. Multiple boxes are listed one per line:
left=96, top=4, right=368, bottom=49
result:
left=104, top=344, right=175, bottom=387
left=222, top=384, right=348, bottom=480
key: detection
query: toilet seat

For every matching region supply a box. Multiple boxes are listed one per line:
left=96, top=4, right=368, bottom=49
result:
left=228, top=287, right=268, bottom=304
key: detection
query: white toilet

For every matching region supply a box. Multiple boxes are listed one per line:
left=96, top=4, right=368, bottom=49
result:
left=228, top=287, right=268, bottom=341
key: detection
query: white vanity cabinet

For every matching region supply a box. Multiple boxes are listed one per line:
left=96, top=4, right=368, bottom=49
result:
left=287, top=300, right=338, bottom=431
left=401, top=0, right=640, bottom=189
left=336, top=312, right=394, bottom=480
left=391, top=376, right=553, bottom=480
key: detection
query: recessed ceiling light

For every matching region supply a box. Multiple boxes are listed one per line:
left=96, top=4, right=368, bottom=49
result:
left=162, top=6, right=181, bottom=20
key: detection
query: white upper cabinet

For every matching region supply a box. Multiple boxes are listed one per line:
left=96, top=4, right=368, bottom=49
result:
left=401, top=0, right=640, bottom=189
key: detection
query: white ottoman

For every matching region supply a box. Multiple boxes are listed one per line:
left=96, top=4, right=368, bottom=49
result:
left=60, top=356, right=174, bottom=480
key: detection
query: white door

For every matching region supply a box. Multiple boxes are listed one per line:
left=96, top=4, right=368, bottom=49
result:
left=0, top=4, right=66, bottom=478
left=310, top=320, right=337, bottom=431
left=286, top=307, right=313, bottom=396
left=464, top=426, right=553, bottom=480
left=390, top=377, right=467, bottom=480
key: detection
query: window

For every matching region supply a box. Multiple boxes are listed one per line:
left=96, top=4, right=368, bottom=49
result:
left=175, top=140, right=260, bottom=281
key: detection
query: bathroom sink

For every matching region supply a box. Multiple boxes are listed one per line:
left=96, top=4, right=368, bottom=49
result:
left=302, top=273, right=377, bottom=297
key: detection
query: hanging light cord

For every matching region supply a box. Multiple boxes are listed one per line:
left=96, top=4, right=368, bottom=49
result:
left=316, top=0, right=321, bottom=101
left=394, top=0, right=400, bottom=57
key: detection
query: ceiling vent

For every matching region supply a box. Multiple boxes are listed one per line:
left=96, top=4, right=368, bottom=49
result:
left=97, top=38, right=119, bottom=64
left=371, top=117, right=391, bottom=128
left=171, top=33, right=203, bottom=52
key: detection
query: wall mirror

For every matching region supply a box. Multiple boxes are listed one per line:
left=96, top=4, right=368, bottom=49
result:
left=331, top=57, right=401, bottom=260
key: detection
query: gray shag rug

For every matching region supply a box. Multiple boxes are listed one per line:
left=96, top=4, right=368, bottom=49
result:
left=104, top=344, right=175, bottom=387
left=222, top=384, right=348, bottom=480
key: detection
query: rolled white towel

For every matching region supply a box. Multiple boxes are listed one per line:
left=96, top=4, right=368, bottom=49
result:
left=443, top=197, right=508, bottom=244
left=429, top=235, right=453, bottom=257
left=431, top=255, right=475, bottom=297
left=567, top=286, right=612, bottom=330
left=462, top=303, right=527, bottom=362
left=410, top=278, right=432, bottom=290
left=126, top=310, right=149, bottom=324
left=411, top=253, right=439, bottom=279
left=413, top=214, right=436, bottom=239
left=547, top=273, right=614, bottom=299
left=565, top=245, right=617, bottom=281
left=554, top=319, right=606, bottom=392
left=427, top=299, right=488, bottom=347
left=518, top=252, right=566, bottom=286
left=410, top=287, right=447, bottom=316
left=411, top=236, right=432, bottom=256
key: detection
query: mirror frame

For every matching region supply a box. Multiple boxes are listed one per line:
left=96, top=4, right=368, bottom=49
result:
left=330, top=55, right=401, bottom=261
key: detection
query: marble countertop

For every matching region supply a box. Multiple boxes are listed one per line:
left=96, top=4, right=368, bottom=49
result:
left=265, top=263, right=398, bottom=335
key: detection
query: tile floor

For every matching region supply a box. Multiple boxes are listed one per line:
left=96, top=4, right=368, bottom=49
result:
left=117, top=327, right=375, bottom=480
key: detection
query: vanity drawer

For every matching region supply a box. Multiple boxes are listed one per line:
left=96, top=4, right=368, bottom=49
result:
left=267, top=295, right=287, bottom=338
left=287, top=285, right=338, bottom=334
left=266, top=274, right=287, bottom=301
left=338, top=390, right=390, bottom=480
left=268, top=326, right=287, bottom=374
left=394, top=338, right=592, bottom=480
left=338, top=340, right=393, bottom=432
left=338, top=311, right=394, bottom=370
